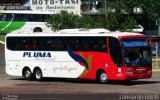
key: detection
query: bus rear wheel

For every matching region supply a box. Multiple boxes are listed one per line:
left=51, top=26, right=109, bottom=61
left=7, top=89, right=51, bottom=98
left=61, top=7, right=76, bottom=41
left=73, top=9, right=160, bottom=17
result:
left=23, top=68, right=32, bottom=80
left=97, top=71, right=107, bottom=83
left=33, top=68, right=43, bottom=81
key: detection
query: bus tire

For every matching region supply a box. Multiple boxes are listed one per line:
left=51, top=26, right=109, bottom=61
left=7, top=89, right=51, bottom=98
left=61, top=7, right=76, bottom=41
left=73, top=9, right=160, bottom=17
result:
left=33, top=68, right=43, bottom=81
left=97, top=71, right=107, bottom=84
left=23, top=68, right=32, bottom=80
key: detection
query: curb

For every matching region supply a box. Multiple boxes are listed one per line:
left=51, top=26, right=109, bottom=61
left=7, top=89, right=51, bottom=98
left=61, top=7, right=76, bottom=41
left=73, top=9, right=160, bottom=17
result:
left=152, top=69, right=160, bottom=72
left=0, top=41, right=4, bottom=45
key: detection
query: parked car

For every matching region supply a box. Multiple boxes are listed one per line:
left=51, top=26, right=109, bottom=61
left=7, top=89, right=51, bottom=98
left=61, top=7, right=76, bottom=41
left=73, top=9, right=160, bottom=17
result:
left=127, top=25, right=144, bottom=33
left=132, top=25, right=144, bottom=33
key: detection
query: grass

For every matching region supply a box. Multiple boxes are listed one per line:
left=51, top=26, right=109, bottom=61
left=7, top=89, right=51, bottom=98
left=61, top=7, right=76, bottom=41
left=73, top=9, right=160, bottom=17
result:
left=0, top=21, right=25, bottom=33
left=151, top=56, right=160, bottom=69
left=0, top=35, right=5, bottom=42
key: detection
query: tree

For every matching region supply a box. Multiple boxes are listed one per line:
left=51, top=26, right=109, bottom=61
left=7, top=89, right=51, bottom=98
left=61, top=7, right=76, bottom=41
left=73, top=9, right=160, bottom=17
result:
left=123, top=0, right=160, bottom=19
left=101, top=0, right=136, bottom=31
left=105, top=0, right=160, bottom=19
left=46, top=11, right=106, bottom=31
left=46, top=11, right=80, bottom=31
left=101, top=0, right=160, bottom=31
left=124, top=0, right=160, bottom=34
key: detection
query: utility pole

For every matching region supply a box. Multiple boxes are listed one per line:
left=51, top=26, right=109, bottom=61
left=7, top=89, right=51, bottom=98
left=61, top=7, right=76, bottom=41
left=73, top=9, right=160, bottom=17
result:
left=158, top=18, right=160, bottom=36
left=104, top=0, right=108, bottom=29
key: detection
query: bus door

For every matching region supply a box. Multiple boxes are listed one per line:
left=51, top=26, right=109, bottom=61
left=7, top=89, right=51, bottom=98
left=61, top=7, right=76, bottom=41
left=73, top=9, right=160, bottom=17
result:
left=108, top=37, right=123, bottom=78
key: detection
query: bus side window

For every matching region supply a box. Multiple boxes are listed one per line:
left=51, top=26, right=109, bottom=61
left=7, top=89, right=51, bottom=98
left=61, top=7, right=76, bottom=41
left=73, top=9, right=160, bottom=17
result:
left=17, top=38, right=30, bottom=50
left=102, top=45, right=107, bottom=50
left=33, top=40, right=39, bottom=50
left=25, top=40, right=33, bottom=50
left=24, top=38, right=39, bottom=50
left=93, top=44, right=99, bottom=50
left=25, top=45, right=32, bottom=50
left=55, top=38, right=67, bottom=51
left=59, top=40, right=65, bottom=50
left=74, top=39, right=82, bottom=51
left=91, top=37, right=107, bottom=52
left=7, top=37, right=17, bottom=50
left=16, top=39, right=23, bottom=50
left=91, top=37, right=101, bottom=51
left=83, top=38, right=91, bottom=51
left=47, top=40, right=55, bottom=50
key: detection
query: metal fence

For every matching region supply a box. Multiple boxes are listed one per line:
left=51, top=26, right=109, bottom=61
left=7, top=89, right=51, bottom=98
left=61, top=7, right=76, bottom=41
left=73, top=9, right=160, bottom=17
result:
left=151, top=43, right=160, bottom=69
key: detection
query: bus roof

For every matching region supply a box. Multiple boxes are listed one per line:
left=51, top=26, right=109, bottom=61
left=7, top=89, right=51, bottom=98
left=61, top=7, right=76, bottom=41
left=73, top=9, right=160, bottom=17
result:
left=6, top=30, right=145, bottom=39
left=57, top=28, right=110, bottom=34
left=1, top=10, right=54, bottom=15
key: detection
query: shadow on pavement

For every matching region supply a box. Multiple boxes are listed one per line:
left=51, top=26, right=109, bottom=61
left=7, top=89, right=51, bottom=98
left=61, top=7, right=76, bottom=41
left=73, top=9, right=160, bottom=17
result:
left=106, top=80, right=160, bottom=86
left=10, top=77, right=160, bottom=86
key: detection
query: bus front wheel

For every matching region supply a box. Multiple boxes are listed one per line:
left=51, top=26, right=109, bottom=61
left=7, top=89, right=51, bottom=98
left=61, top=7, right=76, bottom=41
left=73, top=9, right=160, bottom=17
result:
left=97, top=71, right=107, bottom=83
left=23, top=68, right=32, bottom=80
left=33, top=68, right=43, bottom=81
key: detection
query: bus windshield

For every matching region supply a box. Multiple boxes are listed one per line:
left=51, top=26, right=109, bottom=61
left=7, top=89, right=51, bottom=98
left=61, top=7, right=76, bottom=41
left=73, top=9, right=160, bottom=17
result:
left=122, top=39, right=152, bottom=67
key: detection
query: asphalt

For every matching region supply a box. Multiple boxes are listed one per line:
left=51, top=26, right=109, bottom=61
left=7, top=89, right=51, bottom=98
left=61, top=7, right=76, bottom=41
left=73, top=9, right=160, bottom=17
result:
left=0, top=43, right=5, bottom=74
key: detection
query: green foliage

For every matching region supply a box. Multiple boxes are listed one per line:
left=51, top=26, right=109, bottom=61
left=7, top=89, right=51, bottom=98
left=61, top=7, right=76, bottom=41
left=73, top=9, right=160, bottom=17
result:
left=46, top=11, right=106, bottom=31
left=107, top=12, right=137, bottom=31
left=124, top=0, right=160, bottom=19
left=47, top=0, right=160, bottom=31
left=46, top=11, right=80, bottom=31
left=101, top=0, right=159, bottom=31
left=120, top=17, right=137, bottom=31
left=0, top=21, right=25, bottom=33
left=107, top=12, right=118, bottom=31
left=0, top=35, right=5, bottom=42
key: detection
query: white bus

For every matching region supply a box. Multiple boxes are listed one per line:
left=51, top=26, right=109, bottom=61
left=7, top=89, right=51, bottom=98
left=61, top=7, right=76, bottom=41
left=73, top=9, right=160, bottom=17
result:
left=0, top=10, right=53, bottom=33
left=5, top=29, right=152, bottom=83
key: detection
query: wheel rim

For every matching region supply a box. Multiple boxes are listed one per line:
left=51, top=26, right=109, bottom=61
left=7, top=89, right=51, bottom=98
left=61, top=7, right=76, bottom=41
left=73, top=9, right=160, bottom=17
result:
left=100, top=73, right=107, bottom=83
left=36, top=70, right=41, bottom=79
left=25, top=70, right=31, bottom=78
